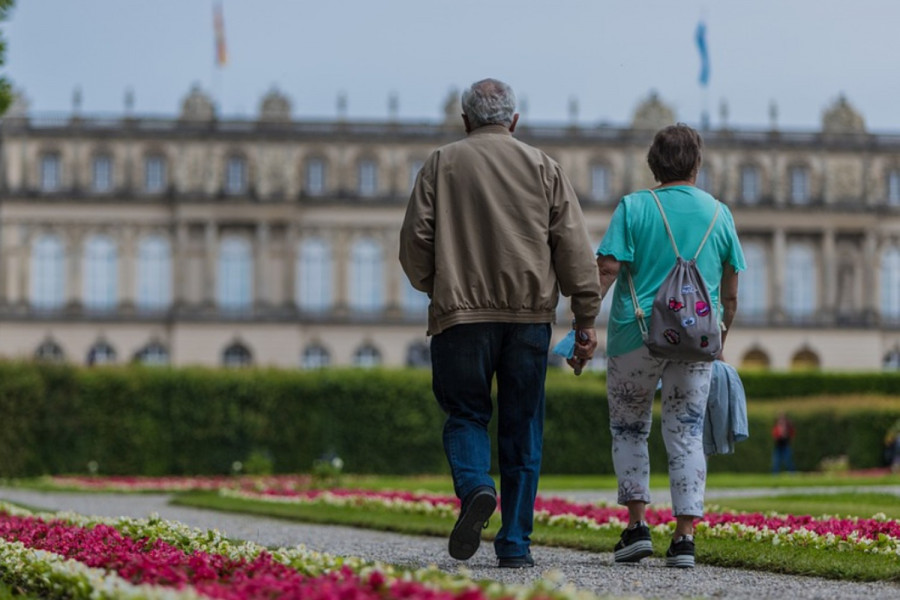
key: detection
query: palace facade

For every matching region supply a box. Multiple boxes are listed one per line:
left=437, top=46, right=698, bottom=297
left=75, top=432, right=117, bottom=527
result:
left=1, top=86, right=899, bottom=371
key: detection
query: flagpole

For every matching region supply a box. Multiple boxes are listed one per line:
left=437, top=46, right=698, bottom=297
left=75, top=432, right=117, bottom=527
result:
left=213, top=0, right=227, bottom=116
left=695, top=17, right=710, bottom=130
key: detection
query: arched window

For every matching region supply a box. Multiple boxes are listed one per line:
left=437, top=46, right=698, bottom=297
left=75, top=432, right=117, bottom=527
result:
left=137, top=236, right=172, bottom=312
left=406, top=340, right=431, bottom=368
left=353, top=343, right=382, bottom=368
left=87, top=340, right=117, bottom=366
left=224, top=155, right=247, bottom=194
left=590, top=164, right=610, bottom=202
left=92, top=154, right=113, bottom=193
left=305, top=157, right=327, bottom=196
left=740, top=165, right=761, bottom=204
left=349, top=238, right=384, bottom=312
left=696, top=166, right=712, bottom=193
left=741, top=348, right=770, bottom=370
left=30, top=234, right=65, bottom=310
left=301, top=344, right=331, bottom=369
left=358, top=159, right=378, bottom=197
left=789, top=166, right=810, bottom=204
left=790, top=348, right=820, bottom=370
left=40, top=152, right=61, bottom=192
left=34, top=339, right=65, bottom=363
left=134, top=342, right=169, bottom=366
left=297, top=238, right=332, bottom=312
left=784, top=243, right=816, bottom=320
left=881, top=245, right=900, bottom=322
left=222, top=342, right=253, bottom=367
left=144, top=155, right=167, bottom=193
left=218, top=237, right=252, bottom=311
left=738, top=241, right=768, bottom=321
left=402, top=278, right=429, bottom=317
left=83, top=235, right=118, bottom=311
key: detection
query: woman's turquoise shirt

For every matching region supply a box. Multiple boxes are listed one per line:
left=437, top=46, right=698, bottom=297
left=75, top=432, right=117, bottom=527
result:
left=597, top=186, right=746, bottom=357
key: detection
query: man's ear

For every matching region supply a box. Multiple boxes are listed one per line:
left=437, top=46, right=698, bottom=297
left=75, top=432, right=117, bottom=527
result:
left=462, top=114, right=472, bottom=133
left=509, top=113, right=519, bottom=133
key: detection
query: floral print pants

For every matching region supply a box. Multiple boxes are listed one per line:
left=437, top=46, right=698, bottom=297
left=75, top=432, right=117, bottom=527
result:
left=606, top=345, right=713, bottom=517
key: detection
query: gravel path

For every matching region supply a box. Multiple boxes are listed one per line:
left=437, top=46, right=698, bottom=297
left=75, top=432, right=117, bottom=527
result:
left=1, top=488, right=898, bottom=600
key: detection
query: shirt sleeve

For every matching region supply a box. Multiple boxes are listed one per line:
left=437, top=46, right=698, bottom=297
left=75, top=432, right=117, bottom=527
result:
left=596, top=197, right=634, bottom=262
left=399, top=157, right=436, bottom=294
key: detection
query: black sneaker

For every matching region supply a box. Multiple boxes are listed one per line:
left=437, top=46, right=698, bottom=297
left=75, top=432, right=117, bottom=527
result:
left=613, top=521, right=653, bottom=563
left=497, top=553, right=534, bottom=569
left=448, top=486, right=496, bottom=560
left=665, top=535, right=695, bottom=568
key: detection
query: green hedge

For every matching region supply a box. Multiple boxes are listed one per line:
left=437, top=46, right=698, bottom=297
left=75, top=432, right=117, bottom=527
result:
left=1, top=362, right=899, bottom=478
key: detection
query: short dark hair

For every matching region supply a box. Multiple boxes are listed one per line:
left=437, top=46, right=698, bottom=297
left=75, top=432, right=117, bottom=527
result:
left=646, top=124, right=703, bottom=183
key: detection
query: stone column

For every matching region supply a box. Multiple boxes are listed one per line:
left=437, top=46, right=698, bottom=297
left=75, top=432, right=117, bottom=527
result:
left=66, top=228, right=84, bottom=309
left=771, top=228, right=786, bottom=323
left=284, top=224, right=298, bottom=308
left=333, top=230, right=349, bottom=316
left=254, top=221, right=269, bottom=308
left=821, top=228, right=836, bottom=322
left=383, top=228, right=401, bottom=313
left=203, top=221, right=217, bottom=306
left=173, top=223, right=188, bottom=308
left=864, top=231, right=880, bottom=323
left=120, top=226, right=137, bottom=310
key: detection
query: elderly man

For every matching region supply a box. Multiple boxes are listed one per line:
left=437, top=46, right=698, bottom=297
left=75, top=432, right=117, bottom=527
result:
left=399, top=78, right=600, bottom=568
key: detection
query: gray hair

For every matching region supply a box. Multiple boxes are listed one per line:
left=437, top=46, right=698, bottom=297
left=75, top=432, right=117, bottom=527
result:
left=461, top=78, right=517, bottom=128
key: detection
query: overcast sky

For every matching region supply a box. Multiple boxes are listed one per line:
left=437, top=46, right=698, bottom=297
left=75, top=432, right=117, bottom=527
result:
left=6, top=0, right=900, bottom=132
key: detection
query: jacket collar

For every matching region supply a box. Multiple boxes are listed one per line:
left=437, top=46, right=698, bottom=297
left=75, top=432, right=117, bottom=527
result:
left=468, top=124, right=512, bottom=137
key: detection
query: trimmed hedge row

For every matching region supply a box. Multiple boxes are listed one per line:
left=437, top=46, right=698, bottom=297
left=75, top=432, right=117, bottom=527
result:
left=1, top=362, right=899, bottom=478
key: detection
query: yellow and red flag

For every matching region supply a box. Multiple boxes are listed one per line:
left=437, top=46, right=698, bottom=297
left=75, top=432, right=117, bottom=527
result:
left=214, top=2, right=227, bottom=67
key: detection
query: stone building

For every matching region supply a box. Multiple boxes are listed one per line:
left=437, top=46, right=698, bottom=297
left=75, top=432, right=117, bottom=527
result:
left=1, top=85, right=899, bottom=370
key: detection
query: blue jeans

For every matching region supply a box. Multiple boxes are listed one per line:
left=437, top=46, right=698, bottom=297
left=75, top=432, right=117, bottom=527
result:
left=772, top=445, right=795, bottom=473
left=431, top=322, right=550, bottom=559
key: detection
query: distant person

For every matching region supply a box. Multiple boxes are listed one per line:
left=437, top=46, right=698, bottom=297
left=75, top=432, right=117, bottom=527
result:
left=399, top=78, right=601, bottom=568
left=593, top=124, right=744, bottom=569
left=884, top=418, right=900, bottom=473
left=771, top=412, right=796, bottom=474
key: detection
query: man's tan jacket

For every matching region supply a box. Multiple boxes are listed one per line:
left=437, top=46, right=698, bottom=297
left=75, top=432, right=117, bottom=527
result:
left=399, top=125, right=601, bottom=336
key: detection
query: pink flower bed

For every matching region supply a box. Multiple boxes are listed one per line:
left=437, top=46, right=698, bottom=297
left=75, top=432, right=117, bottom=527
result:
left=0, top=510, right=503, bottom=600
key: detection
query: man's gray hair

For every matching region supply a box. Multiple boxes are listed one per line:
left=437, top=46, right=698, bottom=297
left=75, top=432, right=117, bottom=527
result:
left=461, top=78, right=517, bottom=129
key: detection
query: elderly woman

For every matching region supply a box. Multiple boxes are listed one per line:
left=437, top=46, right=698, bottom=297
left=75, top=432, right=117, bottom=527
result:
left=592, top=124, right=744, bottom=568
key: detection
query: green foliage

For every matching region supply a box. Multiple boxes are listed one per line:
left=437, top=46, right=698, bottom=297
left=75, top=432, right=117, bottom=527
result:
left=1, top=361, right=900, bottom=477
left=0, top=0, right=13, bottom=115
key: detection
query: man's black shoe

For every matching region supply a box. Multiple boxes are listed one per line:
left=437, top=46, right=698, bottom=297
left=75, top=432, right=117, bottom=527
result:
left=448, top=486, right=496, bottom=560
left=665, top=535, right=695, bottom=568
left=613, top=521, right=653, bottom=563
left=498, top=553, right=534, bottom=569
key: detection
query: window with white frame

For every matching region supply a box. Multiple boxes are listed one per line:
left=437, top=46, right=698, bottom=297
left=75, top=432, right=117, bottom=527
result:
left=297, top=238, right=332, bottom=312
left=218, top=237, right=253, bottom=311
left=881, top=245, right=900, bottom=321
left=83, top=235, right=118, bottom=311
left=358, top=159, right=378, bottom=197
left=301, top=344, right=331, bottom=369
left=40, top=153, right=61, bottom=192
left=784, top=243, right=817, bottom=319
left=145, top=155, right=166, bottom=193
left=349, top=238, right=384, bottom=312
left=887, top=169, right=900, bottom=207
left=353, top=343, right=382, bottom=368
left=225, top=156, right=247, bottom=194
left=30, top=234, right=66, bottom=310
left=409, top=159, right=424, bottom=193
left=34, top=339, right=65, bottom=363
left=590, top=164, right=610, bottom=202
left=137, top=236, right=172, bottom=311
left=305, top=158, right=326, bottom=196
left=789, top=166, right=810, bottom=204
left=696, top=166, right=711, bottom=192
left=92, top=154, right=113, bottom=193
left=134, top=342, right=170, bottom=366
left=738, top=241, right=768, bottom=319
left=222, top=342, right=252, bottom=367
left=402, top=278, right=429, bottom=316
left=87, top=340, right=117, bottom=365
left=740, top=165, right=761, bottom=204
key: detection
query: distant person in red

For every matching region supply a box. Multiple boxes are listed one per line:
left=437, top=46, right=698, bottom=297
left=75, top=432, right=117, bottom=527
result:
left=771, top=412, right=796, bottom=473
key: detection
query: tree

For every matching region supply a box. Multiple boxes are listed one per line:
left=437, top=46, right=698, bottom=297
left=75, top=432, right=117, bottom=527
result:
left=0, top=0, right=14, bottom=115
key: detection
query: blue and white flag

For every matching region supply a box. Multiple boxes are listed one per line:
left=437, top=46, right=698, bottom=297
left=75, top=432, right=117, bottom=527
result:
left=695, top=20, right=710, bottom=87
